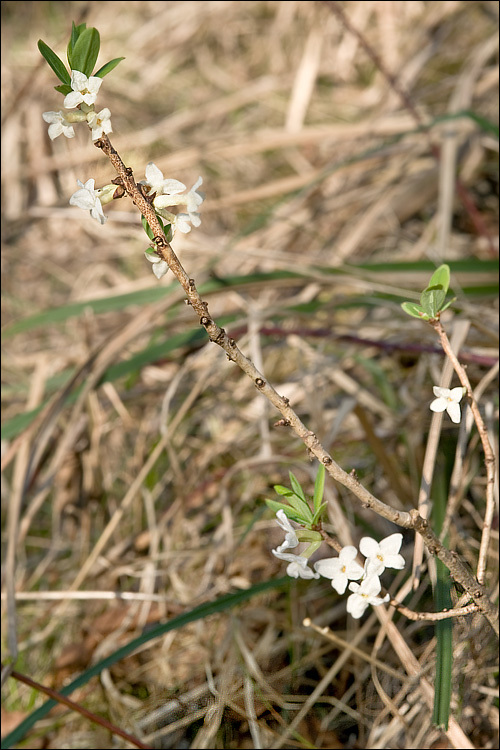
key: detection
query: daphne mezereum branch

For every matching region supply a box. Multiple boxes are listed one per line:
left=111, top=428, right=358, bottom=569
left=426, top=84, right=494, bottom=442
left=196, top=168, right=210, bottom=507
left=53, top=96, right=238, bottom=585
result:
left=94, top=135, right=499, bottom=636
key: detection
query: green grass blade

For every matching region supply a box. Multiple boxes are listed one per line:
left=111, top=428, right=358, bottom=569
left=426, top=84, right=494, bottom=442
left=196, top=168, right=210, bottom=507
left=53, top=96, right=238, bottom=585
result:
left=433, top=561, right=453, bottom=730
left=432, top=469, right=453, bottom=731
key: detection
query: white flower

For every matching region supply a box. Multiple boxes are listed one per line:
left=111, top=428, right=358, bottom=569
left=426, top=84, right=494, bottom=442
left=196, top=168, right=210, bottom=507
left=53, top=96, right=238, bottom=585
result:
left=69, top=178, right=107, bottom=224
left=272, top=549, right=320, bottom=580
left=64, top=70, right=102, bottom=109
left=141, top=163, right=186, bottom=197
left=314, top=546, right=364, bottom=594
left=173, top=212, right=196, bottom=234
left=153, top=208, right=198, bottom=237
left=430, top=386, right=465, bottom=424
left=144, top=167, right=204, bottom=238
left=347, top=575, right=389, bottom=619
left=145, top=251, right=169, bottom=280
left=42, top=110, right=76, bottom=140
left=359, top=534, right=405, bottom=577
left=162, top=177, right=204, bottom=223
left=185, top=177, right=204, bottom=214
left=274, top=509, right=299, bottom=553
left=151, top=175, right=204, bottom=215
left=86, top=107, right=113, bottom=140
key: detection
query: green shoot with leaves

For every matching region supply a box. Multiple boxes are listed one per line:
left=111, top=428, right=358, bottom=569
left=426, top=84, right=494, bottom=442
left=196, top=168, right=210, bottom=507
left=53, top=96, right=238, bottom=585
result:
left=38, top=21, right=124, bottom=95
left=265, top=464, right=327, bottom=528
left=401, top=264, right=456, bottom=321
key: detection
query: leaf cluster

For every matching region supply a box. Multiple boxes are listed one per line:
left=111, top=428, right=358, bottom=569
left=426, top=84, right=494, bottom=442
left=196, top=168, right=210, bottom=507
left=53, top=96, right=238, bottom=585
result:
left=401, top=264, right=456, bottom=321
left=38, top=22, right=124, bottom=95
left=265, top=464, right=327, bottom=527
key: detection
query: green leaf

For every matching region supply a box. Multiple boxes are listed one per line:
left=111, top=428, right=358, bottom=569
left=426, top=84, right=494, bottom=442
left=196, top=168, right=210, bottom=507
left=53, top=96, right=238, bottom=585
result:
left=94, top=57, right=125, bottom=78
left=312, top=464, right=325, bottom=514
left=288, top=472, right=306, bottom=502
left=37, top=40, right=71, bottom=85
left=439, top=297, right=456, bottom=315
left=67, top=21, right=87, bottom=61
left=264, top=499, right=308, bottom=525
left=54, top=84, right=72, bottom=95
left=312, top=501, right=328, bottom=526
left=273, top=484, right=294, bottom=497
left=142, top=215, right=156, bottom=241
left=420, top=287, right=446, bottom=318
left=285, top=493, right=314, bottom=523
left=401, top=301, right=429, bottom=320
left=141, top=214, right=170, bottom=242
left=69, top=27, right=100, bottom=77
left=427, top=264, right=450, bottom=295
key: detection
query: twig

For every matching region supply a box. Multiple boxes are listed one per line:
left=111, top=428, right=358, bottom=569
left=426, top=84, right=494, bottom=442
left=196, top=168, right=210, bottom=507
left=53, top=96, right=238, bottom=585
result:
left=430, top=318, right=497, bottom=587
left=1, top=663, right=151, bottom=750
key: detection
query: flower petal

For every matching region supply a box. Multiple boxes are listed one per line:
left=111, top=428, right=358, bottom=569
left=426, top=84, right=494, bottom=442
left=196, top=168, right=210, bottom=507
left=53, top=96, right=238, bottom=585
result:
left=446, top=401, right=461, bottom=423
left=359, top=537, right=379, bottom=558
left=432, top=386, right=450, bottom=399
left=430, top=398, right=447, bottom=413
left=152, top=260, right=169, bottom=279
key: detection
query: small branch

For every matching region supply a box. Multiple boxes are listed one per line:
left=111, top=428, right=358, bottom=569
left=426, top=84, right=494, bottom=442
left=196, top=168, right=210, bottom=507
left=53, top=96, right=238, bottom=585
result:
left=409, top=509, right=498, bottom=636
left=387, top=598, right=479, bottom=622
left=1, top=663, right=151, bottom=749
left=430, top=318, right=497, bottom=587
left=319, top=528, right=343, bottom=554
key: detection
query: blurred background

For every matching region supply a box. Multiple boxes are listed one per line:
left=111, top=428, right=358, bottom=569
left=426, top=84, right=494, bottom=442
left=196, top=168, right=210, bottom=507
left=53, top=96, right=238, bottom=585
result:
left=1, top=2, right=498, bottom=748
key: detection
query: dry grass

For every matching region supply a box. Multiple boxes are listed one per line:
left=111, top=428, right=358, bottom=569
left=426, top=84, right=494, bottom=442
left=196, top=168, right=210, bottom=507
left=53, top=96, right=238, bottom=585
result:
left=1, top=1, right=499, bottom=748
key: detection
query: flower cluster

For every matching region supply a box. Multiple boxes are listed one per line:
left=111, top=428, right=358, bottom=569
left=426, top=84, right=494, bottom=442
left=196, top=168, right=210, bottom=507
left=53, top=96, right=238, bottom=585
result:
left=141, top=163, right=203, bottom=234
left=67, top=162, right=204, bottom=259
left=272, top=510, right=405, bottom=619
left=140, top=163, right=204, bottom=279
left=43, top=70, right=112, bottom=142
left=40, top=27, right=204, bottom=275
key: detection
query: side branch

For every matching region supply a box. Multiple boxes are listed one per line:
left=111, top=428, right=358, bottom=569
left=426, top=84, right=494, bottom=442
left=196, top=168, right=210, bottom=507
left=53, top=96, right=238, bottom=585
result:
left=431, top=318, right=497, bottom=587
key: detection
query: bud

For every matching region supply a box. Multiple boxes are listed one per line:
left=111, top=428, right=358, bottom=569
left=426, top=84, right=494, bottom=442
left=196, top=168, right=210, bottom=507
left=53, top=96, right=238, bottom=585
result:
left=96, top=183, right=120, bottom=205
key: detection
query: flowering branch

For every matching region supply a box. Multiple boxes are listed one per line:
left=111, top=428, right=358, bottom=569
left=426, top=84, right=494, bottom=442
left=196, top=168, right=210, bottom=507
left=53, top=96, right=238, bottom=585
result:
left=37, top=25, right=498, bottom=636
left=87, top=140, right=500, bottom=635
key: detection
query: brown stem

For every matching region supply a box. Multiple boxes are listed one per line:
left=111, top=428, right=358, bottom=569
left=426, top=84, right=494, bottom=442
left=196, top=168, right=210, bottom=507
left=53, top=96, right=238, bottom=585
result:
left=387, top=598, right=479, bottom=622
left=430, top=318, right=497, bottom=588
left=1, top=663, right=151, bottom=749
